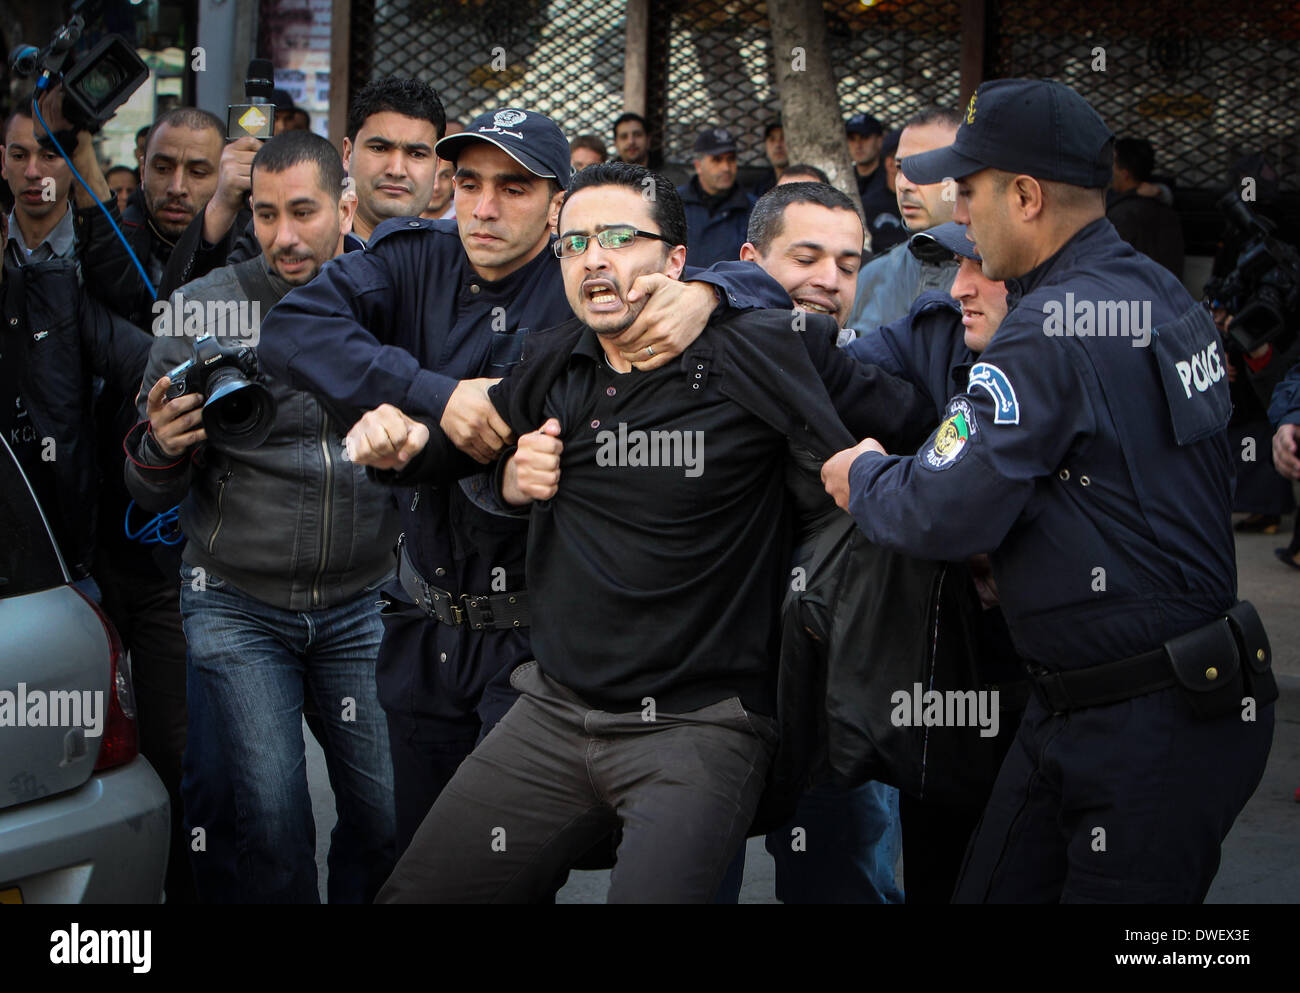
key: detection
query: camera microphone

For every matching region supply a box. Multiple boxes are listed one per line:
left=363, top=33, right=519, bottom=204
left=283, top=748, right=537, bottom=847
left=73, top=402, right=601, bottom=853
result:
left=227, top=59, right=277, bottom=141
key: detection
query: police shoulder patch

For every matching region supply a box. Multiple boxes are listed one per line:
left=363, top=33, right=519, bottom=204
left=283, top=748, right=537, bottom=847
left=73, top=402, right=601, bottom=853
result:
left=922, top=397, right=978, bottom=471
left=968, top=362, right=1020, bottom=425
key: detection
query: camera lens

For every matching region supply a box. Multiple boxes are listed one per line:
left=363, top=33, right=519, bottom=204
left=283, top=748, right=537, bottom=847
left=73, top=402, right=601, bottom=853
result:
left=76, top=59, right=126, bottom=107
left=203, top=367, right=277, bottom=449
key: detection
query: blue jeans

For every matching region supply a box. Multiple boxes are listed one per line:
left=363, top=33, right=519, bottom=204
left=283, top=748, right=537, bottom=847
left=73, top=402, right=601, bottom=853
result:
left=179, top=571, right=396, bottom=903
left=763, top=780, right=904, bottom=903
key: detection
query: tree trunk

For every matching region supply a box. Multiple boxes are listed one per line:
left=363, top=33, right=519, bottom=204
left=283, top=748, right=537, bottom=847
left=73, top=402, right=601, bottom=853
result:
left=766, top=0, right=863, bottom=220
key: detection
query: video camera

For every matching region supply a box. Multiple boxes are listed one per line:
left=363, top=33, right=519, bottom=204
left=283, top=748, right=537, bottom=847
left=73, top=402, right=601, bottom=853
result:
left=1204, top=191, right=1300, bottom=355
left=8, top=1, right=149, bottom=137
left=165, top=336, right=278, bottom=450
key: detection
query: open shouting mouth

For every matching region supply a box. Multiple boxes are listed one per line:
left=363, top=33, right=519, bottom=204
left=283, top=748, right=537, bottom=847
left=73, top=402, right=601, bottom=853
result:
left=582, top=278, right=623, bottom=313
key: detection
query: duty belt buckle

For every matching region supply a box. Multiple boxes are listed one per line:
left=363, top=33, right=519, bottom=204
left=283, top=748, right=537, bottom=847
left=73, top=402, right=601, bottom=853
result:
left=423, top=585, right=463, bottom=626
left=461, top=594, right=493, bottom=630
left=1025, top=663, right=1068, bottom=714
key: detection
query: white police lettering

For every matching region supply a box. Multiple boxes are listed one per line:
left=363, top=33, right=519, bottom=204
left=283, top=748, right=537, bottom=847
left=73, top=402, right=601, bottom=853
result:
left=967, top=363, right=1020, bottom=425
left=1174, top=341, right=1225, bottom=398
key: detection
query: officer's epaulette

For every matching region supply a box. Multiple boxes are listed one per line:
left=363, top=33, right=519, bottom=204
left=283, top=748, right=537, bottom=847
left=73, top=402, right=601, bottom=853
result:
left=365, top=216, right=459, bottom=250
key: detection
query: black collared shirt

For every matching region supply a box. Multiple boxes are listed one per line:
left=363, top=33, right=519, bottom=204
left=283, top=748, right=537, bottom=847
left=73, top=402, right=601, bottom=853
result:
left=526, top=324, right=788, bottom=715
left=259, top=220, right=788, bottom=720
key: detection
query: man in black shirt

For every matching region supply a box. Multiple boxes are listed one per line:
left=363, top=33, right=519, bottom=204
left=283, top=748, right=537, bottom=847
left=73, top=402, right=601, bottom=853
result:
left=373, top=162, right=895, bottom=903
left=1107, top=137, right=1184, bottom=279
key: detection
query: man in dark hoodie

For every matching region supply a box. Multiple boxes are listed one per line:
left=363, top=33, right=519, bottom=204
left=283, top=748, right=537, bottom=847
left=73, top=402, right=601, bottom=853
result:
left=124, top=131, right=398, bottom=903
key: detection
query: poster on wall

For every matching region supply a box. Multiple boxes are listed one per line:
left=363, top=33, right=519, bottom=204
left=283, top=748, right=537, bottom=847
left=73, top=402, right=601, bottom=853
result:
left=263, top=0, right=332, bottom=138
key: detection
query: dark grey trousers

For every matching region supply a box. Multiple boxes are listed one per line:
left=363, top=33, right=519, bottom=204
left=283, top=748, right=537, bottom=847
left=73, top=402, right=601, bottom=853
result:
left=376, top=661, right=777, bottom=903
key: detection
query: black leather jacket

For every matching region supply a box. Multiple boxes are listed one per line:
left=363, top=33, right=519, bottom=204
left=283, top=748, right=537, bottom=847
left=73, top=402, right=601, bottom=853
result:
left=75, top=188, right=175, bottom=328
left=123, top=255, right=399, bottom=611
left=1, top=257, right=151, bottom=576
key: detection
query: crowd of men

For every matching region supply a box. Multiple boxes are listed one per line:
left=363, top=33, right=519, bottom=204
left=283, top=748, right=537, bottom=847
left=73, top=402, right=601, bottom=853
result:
left=0, top=67, right=1286, bottom=904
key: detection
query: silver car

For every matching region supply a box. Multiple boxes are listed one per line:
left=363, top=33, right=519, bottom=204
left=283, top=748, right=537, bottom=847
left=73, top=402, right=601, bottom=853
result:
left=0, top=436, right=169, bottom=902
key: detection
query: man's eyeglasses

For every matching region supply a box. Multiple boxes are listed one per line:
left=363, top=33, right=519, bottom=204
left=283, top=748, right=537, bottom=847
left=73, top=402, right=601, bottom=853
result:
left=554, top=225, right=675, bottom=259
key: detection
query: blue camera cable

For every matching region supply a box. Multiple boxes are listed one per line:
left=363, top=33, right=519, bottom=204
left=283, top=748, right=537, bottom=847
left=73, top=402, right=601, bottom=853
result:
left=124, top=501, right=184, bottom=546
left=31, top=91, right=158, bottom=300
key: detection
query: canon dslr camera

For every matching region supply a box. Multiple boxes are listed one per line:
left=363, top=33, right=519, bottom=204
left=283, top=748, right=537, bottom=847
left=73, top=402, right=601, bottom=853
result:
left=165, top=336, right=277, bottom=450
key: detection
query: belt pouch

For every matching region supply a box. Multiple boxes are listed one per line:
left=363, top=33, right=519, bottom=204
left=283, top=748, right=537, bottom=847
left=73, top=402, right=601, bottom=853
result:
left=1165, top=619, right=1243, bottom=720
left=1224, top=601, right=1278, bottom=708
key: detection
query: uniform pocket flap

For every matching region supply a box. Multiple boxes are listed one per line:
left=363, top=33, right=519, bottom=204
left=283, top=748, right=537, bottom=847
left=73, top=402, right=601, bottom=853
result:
left=1224, top=600, right=1271, bottom=672
left=1149, top=307, right=1232, bottom=446
left=1165, top=619, right=1239, bottom=692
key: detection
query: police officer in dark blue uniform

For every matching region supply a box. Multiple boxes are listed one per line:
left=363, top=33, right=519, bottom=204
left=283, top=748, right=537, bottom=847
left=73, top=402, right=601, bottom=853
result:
left=822, top=79, right=1276, bottom=903
left=677, top=128, right=756, bottom=268
left=257, top=108, right=788, bottom=853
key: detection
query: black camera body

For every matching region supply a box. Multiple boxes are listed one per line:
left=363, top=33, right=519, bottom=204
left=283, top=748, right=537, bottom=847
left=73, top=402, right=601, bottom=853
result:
left=1204, top=191, right=1300, bottom=355
left=165, top=336, right=278, bottom=450
left=9, top=2, right=149, bottom=136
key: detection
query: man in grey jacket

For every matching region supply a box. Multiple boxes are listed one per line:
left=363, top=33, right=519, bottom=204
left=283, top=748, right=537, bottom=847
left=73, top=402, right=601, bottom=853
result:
left=124, top=131, right=398, bottom=903
left=846, top=107, right=962, bottom=335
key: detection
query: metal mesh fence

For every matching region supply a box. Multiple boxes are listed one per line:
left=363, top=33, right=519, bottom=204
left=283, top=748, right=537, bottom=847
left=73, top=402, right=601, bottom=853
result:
left=652, top=0, right=962, bottom=171
left=988, top=0, right=1300, bottom=194
left=348, top=0, right=628, bottom=146
left=346, top=0, right=1297, bottom=197
left=347, top=0, right=963, bottom=169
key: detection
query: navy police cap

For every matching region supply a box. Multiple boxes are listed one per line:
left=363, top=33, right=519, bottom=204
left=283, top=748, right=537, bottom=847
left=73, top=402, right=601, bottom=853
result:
left=909, top=221, right=981, bottom=264
left=436, top=108, right=573, bottom=185
left=901, top=79, right=1114, bottom=188
left=846, top=113, right=883, bottom=137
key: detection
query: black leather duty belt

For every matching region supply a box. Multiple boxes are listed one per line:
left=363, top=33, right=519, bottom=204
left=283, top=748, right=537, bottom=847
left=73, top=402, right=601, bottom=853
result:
left=397, top=544, right=529, bottom=631
left=1026, top=646, right=1174, bottom=714
left=1025, top=601, right=1271, bottom=715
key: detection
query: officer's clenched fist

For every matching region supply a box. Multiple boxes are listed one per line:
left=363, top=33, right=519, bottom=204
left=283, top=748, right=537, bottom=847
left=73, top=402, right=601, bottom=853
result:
left=441, top=377, right=514, bottom=463
left=822, top=437, right=887, bottom=512
left=1272, top=423, right=1300, bottom=480
left=502, top=418, right=563, bottom=506
left=346, top=403, right=429, bottom=469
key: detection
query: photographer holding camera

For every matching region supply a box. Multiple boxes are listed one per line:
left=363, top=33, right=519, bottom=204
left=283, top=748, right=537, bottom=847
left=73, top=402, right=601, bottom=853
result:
left=123, top=131, right=398, bottom=903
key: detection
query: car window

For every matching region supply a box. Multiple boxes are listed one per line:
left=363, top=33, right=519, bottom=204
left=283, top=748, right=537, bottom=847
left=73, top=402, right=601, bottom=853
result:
left=0, top=438, right=65, bottom=598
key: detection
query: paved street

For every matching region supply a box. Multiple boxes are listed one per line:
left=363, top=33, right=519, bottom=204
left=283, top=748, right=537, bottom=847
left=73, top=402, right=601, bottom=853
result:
left=308, top=519, right=1300, bottom=903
